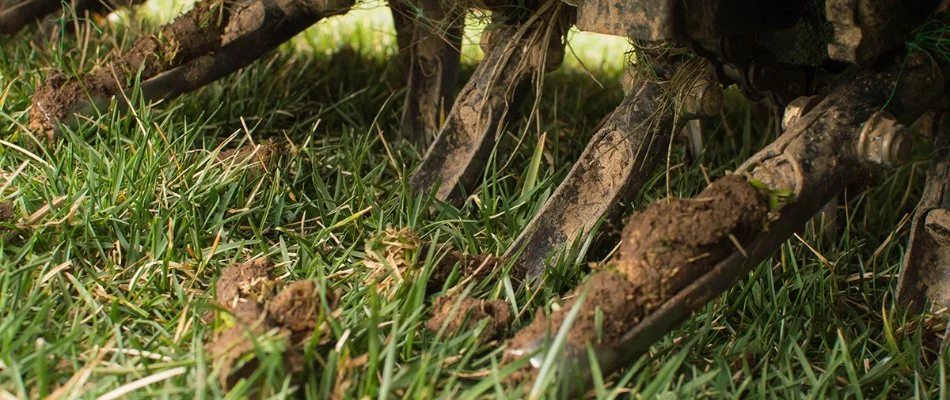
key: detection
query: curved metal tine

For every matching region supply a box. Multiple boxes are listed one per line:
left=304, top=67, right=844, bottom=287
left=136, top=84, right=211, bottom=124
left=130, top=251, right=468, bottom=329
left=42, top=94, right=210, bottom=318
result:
left=139, top=0, right=341, bottom=101
left=504, top=77, right=683, bottom=281
left=53, top=0, right=346, bottom=128
left=0, top=0, right=61, bottom=35
left=506, top=52, right=944, bottom=395
left=409, top=1, right=571, bottom=203
left=506, top=62, right=725, bottom=282
left=391, top=0, right=464, bottom=145
left=898, top=110, right=950, bottom=314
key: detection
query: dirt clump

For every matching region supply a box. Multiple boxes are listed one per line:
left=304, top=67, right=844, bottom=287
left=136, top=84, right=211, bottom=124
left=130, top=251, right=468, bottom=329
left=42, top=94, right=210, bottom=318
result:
left=206, top=258, right=337, bottom=389
left=615, top=174, right=768, bottom=306
left=426, top=295, right=511, bottom=340
left=268, top=280, right=321, bottom=333
left=361, top=227, right=422, bottom=299
left=359, top=227, right=510, bottom=295
left=216, top=258, right=277, bottom=308
left=30, top=0, right=231, bottom=137
left=216, top=139, right=283, bottom=172
left=427, top=250, right=509, bottom=293
left=509, top=175, right=768, bottom=350
left=0, top=201, right=14, bottom=222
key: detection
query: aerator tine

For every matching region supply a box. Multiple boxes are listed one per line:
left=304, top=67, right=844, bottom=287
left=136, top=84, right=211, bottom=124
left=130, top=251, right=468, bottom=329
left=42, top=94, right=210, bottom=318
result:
left=409, top=0, right=573, bottom=203
left=29, top=0, right=357, bottom=137
left=898, top=110, right=950, bottom=331
left=1, top=0, right=146, bottom=38
left=505, top=58, right=724, bottom=282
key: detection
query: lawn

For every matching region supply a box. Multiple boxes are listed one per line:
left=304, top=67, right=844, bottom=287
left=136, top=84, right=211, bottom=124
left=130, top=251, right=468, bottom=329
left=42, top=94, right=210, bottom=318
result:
left=0, top=1, right=948, bottom=398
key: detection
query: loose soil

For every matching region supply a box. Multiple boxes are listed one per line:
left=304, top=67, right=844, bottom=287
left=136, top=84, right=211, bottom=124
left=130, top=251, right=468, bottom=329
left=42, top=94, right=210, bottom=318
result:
left=216, top=139, right=283, bottom=171
left=206, top=258, right=337, bottom=388
left=509, top=175, right=768, bottom=350
left=0, top=201, right=13, bottom=222
left=426, top=295, right=511, bottom=340
left=30, top=0, right=231, bottom=136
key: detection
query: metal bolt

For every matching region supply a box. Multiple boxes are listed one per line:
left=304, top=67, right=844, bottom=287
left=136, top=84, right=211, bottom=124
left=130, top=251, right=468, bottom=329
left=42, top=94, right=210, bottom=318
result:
left=856, top=111, right=912, bottom=168
left=682, top=79, right=723, bottom=118
left=781, top=95, right=821, bottom=131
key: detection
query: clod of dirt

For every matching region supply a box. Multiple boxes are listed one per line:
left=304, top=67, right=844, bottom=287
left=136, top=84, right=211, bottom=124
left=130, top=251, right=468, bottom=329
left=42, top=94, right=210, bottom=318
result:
left=206, top=258, right=336, bottom=389
left=30, top=0, right=231, bottom=137
left=268, top=280, right=321, bottom=333
left=427, top=250, right=510, bottom=294
left=0, top=201, right=14, bottom=222
left=615, top=174, right=768, bottom=306
left=216, top=139, right=283, bottom=171
left=216, top=258, right=278, bottom=308
left=362, top=227, right=422, bottom=298
left=360, top=227, right=510, bottom=296
left=509, top=175, right=768, bottom=349
left=427, top=295, right=511, bottom=340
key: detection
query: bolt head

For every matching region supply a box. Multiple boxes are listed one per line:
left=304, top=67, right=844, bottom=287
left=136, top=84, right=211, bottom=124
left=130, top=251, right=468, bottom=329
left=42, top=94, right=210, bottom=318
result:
left=856, top=111, right=912, bottom=168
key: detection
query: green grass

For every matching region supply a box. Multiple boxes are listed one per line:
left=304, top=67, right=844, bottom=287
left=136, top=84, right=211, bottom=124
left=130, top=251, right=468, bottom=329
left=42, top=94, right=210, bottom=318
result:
left=0, top=2, right=948, bottom=398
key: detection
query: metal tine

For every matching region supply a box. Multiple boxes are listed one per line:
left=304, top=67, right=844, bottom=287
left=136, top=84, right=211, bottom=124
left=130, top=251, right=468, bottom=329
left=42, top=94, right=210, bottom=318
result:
left=391, top=0, right=464, bottom=144
left=505, top=62, right=722, bottom=281
left=35, top=0, right=353, bottom=133
left=897, top=110, right=950, bottom=315
left=139, top=0, right=351, bottom=101
left=409, top=0, right=572, bottom=203
left=1, top=0, right=62, bottom=35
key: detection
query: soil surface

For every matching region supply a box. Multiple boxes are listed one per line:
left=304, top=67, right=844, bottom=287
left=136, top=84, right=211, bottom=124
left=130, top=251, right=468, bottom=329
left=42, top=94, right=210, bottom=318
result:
left=206, top=258, right=336, bottom=388
left=426, top=295, right=511, bottom=340
left=509, top=175, right=768, bottom=350
left=30, top=0, right=230, bottom=136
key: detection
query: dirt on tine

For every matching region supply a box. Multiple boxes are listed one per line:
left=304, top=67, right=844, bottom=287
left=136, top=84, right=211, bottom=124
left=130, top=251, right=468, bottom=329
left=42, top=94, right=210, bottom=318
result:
left=29, top=0, right=231, bottom=137
left=427, top=295, right=512, bottom=340
left=207, top=259, right=335, bottom=388
left=510, top=175, right=768, bottom=349
left=216, top=139, right=283, bottom=171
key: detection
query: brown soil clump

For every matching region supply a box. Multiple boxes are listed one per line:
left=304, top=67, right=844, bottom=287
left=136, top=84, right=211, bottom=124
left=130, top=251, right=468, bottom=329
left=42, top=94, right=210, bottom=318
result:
left=0, top=201, right=14, bottom=222
left=509, top=175, right=768, bottom=350
left=426, top=295, right=511, bottom=340
left=30, top=0, right=231, bottom=137
left=427, top=250, right=510, bottom=293
left=206, top=258, right=337, bottom=389
left=216, top=139, right=283, bottom=171
left=360, top=227, right=510, bottom=295
left=216, top=258, right=277, bottom=308
left=615, top=174, right=768, bottom=306
left=268, top=280, right=321, bottom=333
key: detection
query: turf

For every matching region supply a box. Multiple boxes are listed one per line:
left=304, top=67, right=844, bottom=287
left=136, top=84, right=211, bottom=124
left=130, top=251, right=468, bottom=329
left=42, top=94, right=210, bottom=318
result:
left=0, top=2, right=948, bottom=399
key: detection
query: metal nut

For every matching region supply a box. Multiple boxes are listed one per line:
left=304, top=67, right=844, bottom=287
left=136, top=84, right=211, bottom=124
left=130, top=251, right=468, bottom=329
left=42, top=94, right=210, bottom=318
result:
left=781, top=95, right=821, bottom=131
left=856, top=111, right=912, bottom=168
left=681, top=79, right=723, bottom=118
